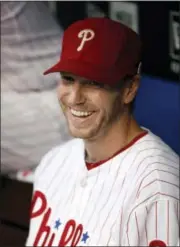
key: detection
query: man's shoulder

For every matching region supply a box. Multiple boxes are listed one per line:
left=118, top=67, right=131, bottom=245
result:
left=132, top=130, right=179, bottom=204
left=47, top=138, right=83, bottom=156
left=131, top=129, right=179, bottom=182
left=34, top=138, right=83, bottom=179
left=134, top=129, right=179, bottom=162
left=51, top=138, right=83, bottom=154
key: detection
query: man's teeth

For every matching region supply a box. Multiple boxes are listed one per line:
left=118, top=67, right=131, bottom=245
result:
left=70, top=109, right=92, bottom=117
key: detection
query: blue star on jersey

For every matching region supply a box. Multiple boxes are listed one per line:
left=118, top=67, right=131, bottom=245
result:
left=54, top=219, right=62, bottom=230
left=81, top=231, right=90, bottom=243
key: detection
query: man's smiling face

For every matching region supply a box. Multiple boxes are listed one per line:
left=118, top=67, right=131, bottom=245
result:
left=57, top=72, right=124, bottom=141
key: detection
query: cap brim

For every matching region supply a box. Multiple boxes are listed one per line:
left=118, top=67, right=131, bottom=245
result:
left=43, top=59, right=111, bottom=84
left=43, top=61, right=61, bottom=75
left=43, top=59, right=135, bottom=86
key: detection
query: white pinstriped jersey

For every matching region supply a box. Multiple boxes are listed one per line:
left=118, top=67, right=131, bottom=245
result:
left=26, top=129, right=179, bottom=246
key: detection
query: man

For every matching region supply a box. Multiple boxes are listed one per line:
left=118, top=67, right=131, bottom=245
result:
left=26, top=18, right=179, bottom=246
left=1, top=2, right=71, bottom=174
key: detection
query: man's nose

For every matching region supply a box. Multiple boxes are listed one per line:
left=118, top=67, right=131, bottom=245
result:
left=68, top=82, right=85, bottom=105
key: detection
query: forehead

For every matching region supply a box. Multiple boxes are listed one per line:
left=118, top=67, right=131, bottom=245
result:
left=60, top=72, right=123, bottom=93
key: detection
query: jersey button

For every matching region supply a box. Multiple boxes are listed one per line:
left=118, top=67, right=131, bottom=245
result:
left=80, top=178, right=87, bottom=187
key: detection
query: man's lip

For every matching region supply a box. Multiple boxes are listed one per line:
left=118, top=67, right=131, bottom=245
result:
left=71, top=113, right=93, bottom=119
left=69, top=107, right=95, bottom=112
left=66, top=107, right=98, bottom=121
left=69, top=108, right=95, bottom=118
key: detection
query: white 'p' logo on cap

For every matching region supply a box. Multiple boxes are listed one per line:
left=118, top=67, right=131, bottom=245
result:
left=77, top=29, right=95, bottom=52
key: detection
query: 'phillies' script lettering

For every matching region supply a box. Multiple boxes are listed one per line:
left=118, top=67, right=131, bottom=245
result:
left=30, top=190, right=83, bottom=246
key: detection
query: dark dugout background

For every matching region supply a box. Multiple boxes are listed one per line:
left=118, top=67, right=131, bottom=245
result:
left=55, top=1, right=180, bottom=82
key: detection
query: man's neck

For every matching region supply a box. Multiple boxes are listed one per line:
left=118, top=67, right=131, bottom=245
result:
left=84, top=115, right=143, bottom=163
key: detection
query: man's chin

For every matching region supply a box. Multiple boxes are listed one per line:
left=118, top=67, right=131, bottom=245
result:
left=68, top=126, right=94, bottom=139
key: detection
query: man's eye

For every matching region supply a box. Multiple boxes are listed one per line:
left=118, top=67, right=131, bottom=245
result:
left=86, top=81, right=103, bottom=88
left=61, top=75, right=74, bottom=83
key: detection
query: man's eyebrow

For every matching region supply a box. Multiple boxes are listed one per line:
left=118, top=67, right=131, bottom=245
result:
left=61, top=74, right=73, bottom=78
left=60, top=74, right=109, bottom=89
left=61, top=73, right=89, bottom=82
left=61, top=72, right=73, bottom=77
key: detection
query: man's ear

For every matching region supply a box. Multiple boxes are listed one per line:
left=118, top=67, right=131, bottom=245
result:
left=123, top=74, right=140, bottom=104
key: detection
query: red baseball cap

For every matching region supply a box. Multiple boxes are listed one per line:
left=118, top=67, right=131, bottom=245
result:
left=44, top=17, right=142, bottom=86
